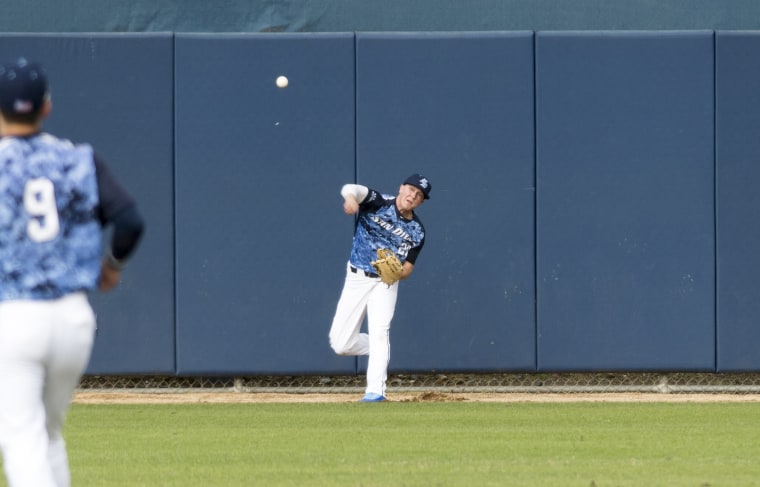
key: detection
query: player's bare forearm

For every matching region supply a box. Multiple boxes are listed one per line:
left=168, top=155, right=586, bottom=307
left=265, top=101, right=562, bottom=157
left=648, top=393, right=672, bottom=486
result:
left=343, top=197, right=359, bottom=215
left=98, top=261, right=121, bottom=291
left=400, top=261, right=414, bottom=280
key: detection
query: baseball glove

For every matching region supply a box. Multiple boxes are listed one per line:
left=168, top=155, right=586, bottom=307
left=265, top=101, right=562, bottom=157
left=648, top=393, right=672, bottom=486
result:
left=371, top=248, right=403, bottom=285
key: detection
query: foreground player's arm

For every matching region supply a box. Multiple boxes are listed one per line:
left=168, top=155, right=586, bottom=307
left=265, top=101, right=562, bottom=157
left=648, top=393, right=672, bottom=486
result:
left=94, top=156, right=145, bottom=291
left=341, top=184, right=369, bottom=215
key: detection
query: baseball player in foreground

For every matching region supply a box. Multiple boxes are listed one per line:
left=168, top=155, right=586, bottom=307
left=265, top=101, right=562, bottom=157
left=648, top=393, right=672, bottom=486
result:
left=0, top=59, right=144, bottom=487
left=329, top=174, right=430, bottom=402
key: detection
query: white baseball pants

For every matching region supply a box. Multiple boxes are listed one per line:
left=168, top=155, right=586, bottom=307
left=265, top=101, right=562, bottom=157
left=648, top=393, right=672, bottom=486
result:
left=0, top=292, right=96, bottom=487
left=329, top=263, right=399, bottom=397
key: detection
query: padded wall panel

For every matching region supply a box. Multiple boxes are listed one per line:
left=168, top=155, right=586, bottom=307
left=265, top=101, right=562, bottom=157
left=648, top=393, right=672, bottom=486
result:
left=175, top=34, right=355, bottom=374
left=0, top=35, right=176, bottom=374
left=356, top=32, right=536, bottom=372
left=716, top=32, right=760, bottom=371
left=536, top=32, right=715, bottom=371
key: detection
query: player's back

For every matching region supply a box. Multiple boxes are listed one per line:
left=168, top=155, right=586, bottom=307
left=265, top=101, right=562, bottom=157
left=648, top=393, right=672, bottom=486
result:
left=0, top=133, right=101, bottom=300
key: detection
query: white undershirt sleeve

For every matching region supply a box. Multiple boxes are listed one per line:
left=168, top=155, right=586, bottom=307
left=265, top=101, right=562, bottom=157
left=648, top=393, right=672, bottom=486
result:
left=340, top=184, right=369, bottom=203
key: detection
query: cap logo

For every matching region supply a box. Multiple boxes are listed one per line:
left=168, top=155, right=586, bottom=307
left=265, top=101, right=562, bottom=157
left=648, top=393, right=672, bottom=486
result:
left=418, top=177, right=429, bottom=189
left=13, top=99, right=33, bottom=113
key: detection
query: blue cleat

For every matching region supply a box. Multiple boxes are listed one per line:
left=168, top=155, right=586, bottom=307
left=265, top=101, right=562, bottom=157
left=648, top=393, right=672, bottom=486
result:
left=360, top=393, right=387, bottom=402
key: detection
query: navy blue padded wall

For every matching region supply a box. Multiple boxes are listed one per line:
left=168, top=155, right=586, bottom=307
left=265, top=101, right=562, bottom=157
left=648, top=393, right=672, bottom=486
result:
left=0, top=35, right=176, bottom=374
left=355, top=32, right=536, bottom=372
left=536, top=32, right=715, bottom=371
left=716, top=32, right=760, bottom=371
left=175, top=34, right=355, bottom=375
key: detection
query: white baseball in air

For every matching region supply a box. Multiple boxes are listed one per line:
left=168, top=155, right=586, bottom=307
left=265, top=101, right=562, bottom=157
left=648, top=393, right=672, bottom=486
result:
left=276, top=75, right=289, bottom=88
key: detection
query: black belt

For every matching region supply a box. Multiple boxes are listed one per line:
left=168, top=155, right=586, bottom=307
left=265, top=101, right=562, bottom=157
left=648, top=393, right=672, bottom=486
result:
left=350, top=265, right=379, bottom=279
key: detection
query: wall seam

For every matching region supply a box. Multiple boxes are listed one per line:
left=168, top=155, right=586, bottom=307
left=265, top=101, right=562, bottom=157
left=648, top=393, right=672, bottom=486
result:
left=172, top=33, right=179, bottom=376
left=533, top=31, right=539, bottom=373
left=713, top=31, right=719, bottom=372
left=353, top=32, right=360, bottom=376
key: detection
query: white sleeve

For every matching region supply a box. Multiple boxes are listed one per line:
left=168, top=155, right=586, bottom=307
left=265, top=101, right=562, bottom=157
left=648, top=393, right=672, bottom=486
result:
left=340, top=184, right=369, bottom=203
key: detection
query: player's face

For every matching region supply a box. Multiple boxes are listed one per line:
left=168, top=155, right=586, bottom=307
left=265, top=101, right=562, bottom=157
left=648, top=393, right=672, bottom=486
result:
left=397, top=184, right=425, bottom=212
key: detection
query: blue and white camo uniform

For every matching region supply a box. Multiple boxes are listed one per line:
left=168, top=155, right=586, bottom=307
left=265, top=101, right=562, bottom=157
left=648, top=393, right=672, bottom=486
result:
left=0, top=134, right=101, bottom=301
left=349, top=188, right=426, bottom=274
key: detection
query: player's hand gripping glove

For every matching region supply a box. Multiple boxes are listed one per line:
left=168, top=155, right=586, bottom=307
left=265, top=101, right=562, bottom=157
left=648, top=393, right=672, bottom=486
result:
left=371, top=248, right=404, bottom=285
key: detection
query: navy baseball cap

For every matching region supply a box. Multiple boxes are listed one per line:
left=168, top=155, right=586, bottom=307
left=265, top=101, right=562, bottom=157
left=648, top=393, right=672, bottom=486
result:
left=403, top=173, right=431, bottom=199
left=0, top=58, right=49, bottom=116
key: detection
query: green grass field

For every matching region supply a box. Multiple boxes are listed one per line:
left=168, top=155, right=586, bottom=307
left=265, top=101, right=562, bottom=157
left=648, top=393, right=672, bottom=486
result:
left=2, top=400, right=759, bottom=486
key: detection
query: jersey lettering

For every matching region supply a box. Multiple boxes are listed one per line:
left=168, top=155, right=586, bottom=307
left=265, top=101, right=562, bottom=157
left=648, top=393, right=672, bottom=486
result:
left=0, top=134, right=101, bottom=300
left=24, top=177, right=60, bottom=242
left=349, top=190, right=425, bottom=272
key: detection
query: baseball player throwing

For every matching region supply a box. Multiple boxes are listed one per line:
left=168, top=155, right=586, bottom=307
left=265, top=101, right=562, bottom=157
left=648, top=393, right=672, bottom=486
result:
left=329, top=174, right=430, bottom=402
left=0, top=59, right=144, bottom=487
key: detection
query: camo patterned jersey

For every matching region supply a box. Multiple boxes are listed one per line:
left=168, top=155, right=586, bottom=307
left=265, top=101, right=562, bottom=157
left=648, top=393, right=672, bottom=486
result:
left=349, top=188, right=426, bottom=274
left=0, top=133, right=101, bottom=300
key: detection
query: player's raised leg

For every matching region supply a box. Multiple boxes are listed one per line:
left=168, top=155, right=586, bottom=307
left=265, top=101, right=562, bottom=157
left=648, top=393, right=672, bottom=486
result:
left=329, top=265, right=374, bottom=356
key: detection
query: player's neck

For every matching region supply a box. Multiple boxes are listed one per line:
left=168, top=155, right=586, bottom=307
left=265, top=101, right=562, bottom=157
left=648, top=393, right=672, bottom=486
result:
left=397, top=206, right=414, bottom=220
left=0, top=121, right=41, bottom=137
